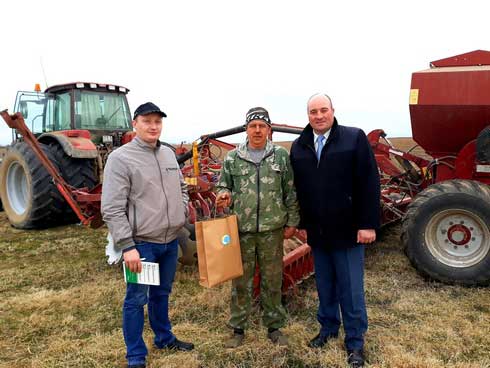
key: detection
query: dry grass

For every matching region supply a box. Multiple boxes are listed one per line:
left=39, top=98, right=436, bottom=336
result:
left=1, top=213, right=490, bottom=368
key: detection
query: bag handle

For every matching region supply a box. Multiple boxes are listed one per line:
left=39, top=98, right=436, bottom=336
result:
left=213, top=204, right=230, bottom=219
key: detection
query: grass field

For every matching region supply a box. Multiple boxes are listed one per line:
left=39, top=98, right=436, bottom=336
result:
left=1, top=212, right=490, bottom=368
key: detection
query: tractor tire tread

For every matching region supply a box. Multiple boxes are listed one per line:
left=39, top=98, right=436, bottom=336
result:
left=48, top=143, right=97, bottom=222
left=0, top=142, right=65, bottom=228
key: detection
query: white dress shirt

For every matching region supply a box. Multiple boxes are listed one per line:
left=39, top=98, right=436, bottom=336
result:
left=313, top=129, right=331, bottom=151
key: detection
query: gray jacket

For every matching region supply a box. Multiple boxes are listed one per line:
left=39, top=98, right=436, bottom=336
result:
left=101, top=136, right=188, bottom=251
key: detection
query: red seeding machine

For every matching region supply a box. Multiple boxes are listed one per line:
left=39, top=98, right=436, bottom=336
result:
left=370, top=50, right=490, bottom=286
left=2, top=50, right=490, bottom=288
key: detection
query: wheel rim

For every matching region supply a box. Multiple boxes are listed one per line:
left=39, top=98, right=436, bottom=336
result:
left=6, top=161, right=29, bottom=215
left=425, top=209, right=490, bottom=268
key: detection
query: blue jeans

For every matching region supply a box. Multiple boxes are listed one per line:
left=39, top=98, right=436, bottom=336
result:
left=123, top=240, right=178, bottom=366
left=311, top=244, right=368, bottom=351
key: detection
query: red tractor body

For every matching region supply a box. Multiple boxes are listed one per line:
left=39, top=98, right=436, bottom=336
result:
left=410, top=50, right=490, bottom=184
left=369, top=50, right=490, bottom=286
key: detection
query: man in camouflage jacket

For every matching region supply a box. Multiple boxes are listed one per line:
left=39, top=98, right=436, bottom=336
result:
left=216, top=107, right=300, bottom=348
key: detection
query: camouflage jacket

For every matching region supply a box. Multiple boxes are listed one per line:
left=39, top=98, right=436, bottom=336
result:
left=216, top=140, right=300, bottom=233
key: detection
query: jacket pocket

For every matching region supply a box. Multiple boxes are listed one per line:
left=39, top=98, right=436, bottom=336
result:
left=230, top=166, right=251, bottom=194
left=327, top=193, right=353, bottom=227
left=267, top=163, right=283, bottom=191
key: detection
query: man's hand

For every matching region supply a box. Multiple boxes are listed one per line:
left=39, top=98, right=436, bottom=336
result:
left=216, top=192, right=232, bottom=208
left=357, top=229, right=376, bottom=244
left=123, top=248, right=142, bottom=273
left=284, top=226, right=297, bottom=239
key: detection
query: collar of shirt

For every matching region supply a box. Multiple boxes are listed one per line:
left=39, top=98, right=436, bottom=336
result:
left=313, top=129, right=331, bottom=151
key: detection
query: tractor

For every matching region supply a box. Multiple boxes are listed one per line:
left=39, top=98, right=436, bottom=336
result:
left=0, top=82, right=134, bottom=229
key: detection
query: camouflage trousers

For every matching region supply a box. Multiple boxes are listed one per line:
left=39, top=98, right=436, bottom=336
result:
left=229, top=228, right=287, bottom=330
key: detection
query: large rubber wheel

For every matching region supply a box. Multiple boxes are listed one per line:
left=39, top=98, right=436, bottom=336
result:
left=48, top=143, right=97, bottom=190
left=48, top=143, right=97, bottom=221
left=0, top=142, right=64, bottom=229
left=402, top=179, right=490, bottom=285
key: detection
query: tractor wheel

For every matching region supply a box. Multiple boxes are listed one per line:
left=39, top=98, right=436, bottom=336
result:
left=177, top=226, right=198, bottom=265
left=402, top=179, right=490, bottom=286
left=48, top=143, right=97, bottom=221
left=0, top=142, right=64, bottom=228
left=48, top=143, right=97, bottom=190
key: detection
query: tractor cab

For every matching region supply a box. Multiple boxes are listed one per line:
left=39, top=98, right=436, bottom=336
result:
left=13, top=82, right=133, bottom=145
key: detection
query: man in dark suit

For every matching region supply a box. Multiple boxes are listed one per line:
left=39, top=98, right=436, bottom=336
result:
left=290, top=94, right=380, bottom=368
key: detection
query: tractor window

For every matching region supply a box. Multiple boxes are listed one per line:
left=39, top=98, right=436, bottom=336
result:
left=54, top=93, right=71, bottom=130
left=44, top=98, right=55, bottom=132
left=74, top=90, right=131, bottom=130
left=14, top=92, right=54, bottom=135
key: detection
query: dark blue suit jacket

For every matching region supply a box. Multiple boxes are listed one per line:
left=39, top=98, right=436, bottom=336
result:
left=290, top=118, right=381, bottom=248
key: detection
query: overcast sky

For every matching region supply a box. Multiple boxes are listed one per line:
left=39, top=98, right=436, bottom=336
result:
left=0, top=0, right=489, bottom=146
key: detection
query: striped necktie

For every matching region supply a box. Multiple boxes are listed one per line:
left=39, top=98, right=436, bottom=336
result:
left=316, top=135, right=325, bottom=161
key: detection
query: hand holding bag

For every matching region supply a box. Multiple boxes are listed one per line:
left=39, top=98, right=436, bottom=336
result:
left=195, top=214, right=243, bottom=287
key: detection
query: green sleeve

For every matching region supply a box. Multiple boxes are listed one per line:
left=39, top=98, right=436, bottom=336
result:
left=215, top=152, right=234, bottom=197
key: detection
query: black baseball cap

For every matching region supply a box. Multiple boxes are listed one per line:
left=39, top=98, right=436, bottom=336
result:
left=133, top=102, right=167, bottom=120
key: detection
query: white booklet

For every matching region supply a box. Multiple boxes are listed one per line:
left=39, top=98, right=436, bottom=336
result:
left=123, top=261, right=160, bottom=286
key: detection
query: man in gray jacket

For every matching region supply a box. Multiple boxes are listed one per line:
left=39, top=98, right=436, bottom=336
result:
left=101, top=102, right=193, bottom=368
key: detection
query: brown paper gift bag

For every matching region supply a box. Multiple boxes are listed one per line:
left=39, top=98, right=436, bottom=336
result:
left=195, top=214, right=243, bottom=287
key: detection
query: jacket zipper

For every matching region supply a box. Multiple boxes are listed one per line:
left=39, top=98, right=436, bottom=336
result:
left=153, top=149, right=171, bottom=242
left=255, top=162, right=261, bottom=232
left=239, top=148, right=275, bottom=233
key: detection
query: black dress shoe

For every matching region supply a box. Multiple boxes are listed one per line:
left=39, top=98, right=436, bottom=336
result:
left=307, top=332, right=338, bottom=348
left=163, top=338, right=195, bottom=351
left=347, top=349, right=365, bottom=367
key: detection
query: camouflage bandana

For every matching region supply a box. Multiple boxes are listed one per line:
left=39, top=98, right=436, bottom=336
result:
left=245, top=107, right=271, bottom=126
